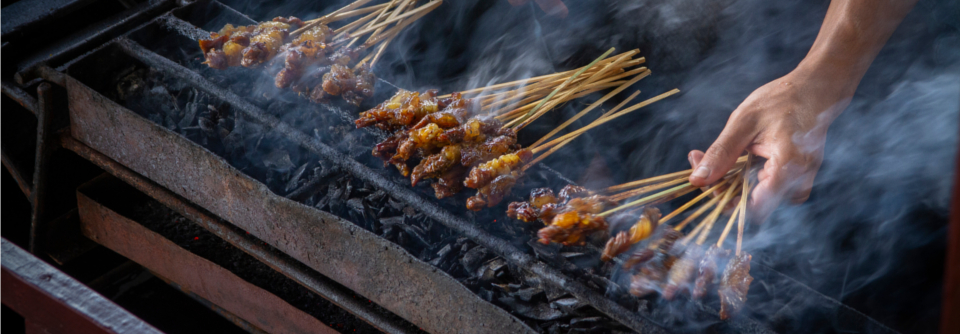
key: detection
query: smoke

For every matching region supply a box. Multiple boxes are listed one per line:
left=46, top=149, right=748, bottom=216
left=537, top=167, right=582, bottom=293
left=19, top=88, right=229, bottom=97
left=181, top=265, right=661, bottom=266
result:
left=372, top=0, right=958, bottom=331
left=175, top=0, right=957, bottom=331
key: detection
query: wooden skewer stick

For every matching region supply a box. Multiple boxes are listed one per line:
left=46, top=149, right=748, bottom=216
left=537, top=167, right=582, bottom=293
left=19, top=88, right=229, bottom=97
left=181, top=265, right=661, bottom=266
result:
left=362, top=2, right=437, bottom=49
left=353, top=0, right=411, bottom=47
left=673, top=186, right=726, bottom=231
left=532, top=88, right=680, bottom=153
left=437, top=52, right=641, bottom=99
left=497, top=80, right=628, bottom=123
left=333, top=7, right=387, bottom=35
left=694, top=175, right=742, bottom=245
left=530, top=71, right=649, bottom=148
left=736, top=154, right=753, bottom=255
left=509, top=54, right=635, bottom=129
left=509, top=48, right=615, bottom=126
left=599, top=183, right=695, bottom=217
left=681, top=182, right=741, bottom=246
left=292, top=0, right=375, bottom=36
left=308, top=3, right=389, bottom=24
left=520, top=90, right=641, bottom=171
left=608, top=177, right=687, bottom=202
left=603, top=155, right=748, bottom=193
left=716, top=203, right=741, bottom=247
left=350, top=0, right=439, bottom=39
left=660, top=177, right=733, bottom=225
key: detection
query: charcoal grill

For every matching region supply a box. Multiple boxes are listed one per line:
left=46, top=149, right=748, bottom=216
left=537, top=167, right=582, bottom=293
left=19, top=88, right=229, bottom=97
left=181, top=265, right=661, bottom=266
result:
left=2, top=1, right=955, bottom=333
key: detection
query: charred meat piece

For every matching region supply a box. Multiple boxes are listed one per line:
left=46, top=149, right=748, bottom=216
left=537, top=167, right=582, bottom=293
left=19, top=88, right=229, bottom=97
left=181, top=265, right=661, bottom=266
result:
left=536, top=211, right=608, bottom=245
left=431, top=166, right=468, bottom=199
left=663, top=246, right=704, bottom=300
left=506, top=187, right=558, bottom=223
left=694, top=245, right=730, bottom=300
left=623, top=248, right=655, bottom=271
left=558, top=184, right=590, bottom=201
left=356, top=90, right=443, bottom=131
left=411, top=145, right=462, bottom=186
left=467, top=170, right=521, bottom=211
left=463, top=149, right=531, bottom=189
left=629, top=252, right=677, bottom=297
left=718, top=252, right=753, bottom=319
left=603, top=207, right=662, bottom=261
left=199, top=18, right=303, bottom=69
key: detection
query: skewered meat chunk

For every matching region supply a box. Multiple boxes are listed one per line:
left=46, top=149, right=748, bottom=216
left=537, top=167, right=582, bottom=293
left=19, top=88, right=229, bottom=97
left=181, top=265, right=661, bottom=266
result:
left=537, top=211, right=608, bottom=245
left=199, top=18, right=303, bottom=70
left=718, top=252, right=753, bottom=319
left=431, top=166, right=468, bottom=199
left=663, top=246, right=704, bottom=300
left=601, top=207, right=661, bottom=261
left=558, top=184, right=590, bottom=201
left=411, top=145, right=461, bottom=186
left=693, top=245, right=729, bottom=300
left=356, top=90, right=443, bottom=131
left=625, top=229, right=682, bottom=297
left=467, top=170, right=522, bottom=211
left=506, top=188, right=557, bottom=222
left=463, top=149, right=530, bottom=189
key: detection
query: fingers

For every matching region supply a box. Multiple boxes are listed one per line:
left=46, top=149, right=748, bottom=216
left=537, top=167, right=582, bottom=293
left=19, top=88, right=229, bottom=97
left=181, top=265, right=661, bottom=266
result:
left=689, top=114, right=755, bottom=188
left=747, top=156, right=789, bottom=225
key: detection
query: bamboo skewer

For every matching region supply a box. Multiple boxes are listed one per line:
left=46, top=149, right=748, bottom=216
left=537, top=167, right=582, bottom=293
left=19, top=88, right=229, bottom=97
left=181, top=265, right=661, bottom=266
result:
left=530, top=72, right=648, bottom=148
left=736, top=154, right=753, bottom=255
left=673, top=189, right=725, bottom=231
left=292, top=0, right=375, bottom=36
left=603, top=155, right=748, bottom=193
left=660, top=177, right=733, bottom=225
left=351, top=0, right=412, bottom=47
left=716, top=204, right=741, bottom=247
left=350, top=0, right=438, bottom=40
left=309, top=3, right=389, bottom=24
left=508, top=48, right=615, bottom=127
left=599, top=183, right=695, bottom=217
left=521, top=90, right=641, bottom=171
left=532, top=89, right=681, bottom=154
left=694, top=175, right=742, bottom=245
left=608, top=177, right=687, bottom=202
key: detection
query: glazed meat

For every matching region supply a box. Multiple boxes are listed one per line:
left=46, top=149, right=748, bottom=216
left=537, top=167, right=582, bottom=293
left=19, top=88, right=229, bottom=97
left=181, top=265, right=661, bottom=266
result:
left=558, top=184, right=589, bottom=201
left=719, top=252, right=753, bottom=320
left=629, top=252, right=676, bottom=297
left=506, top=188, right=558, bottom=222
left=663, top=246, right=704, bottom=300
left=411, top=145, right=461, bottom=186
left=693, top=245, right=730, bottom=300
left=463, top=149, right=531, bottom=190
left=357, top=90, right=442, bottom=131
left=601, top=207, right=661, bottom=261
left=536, top=210, right=609, bottom=245
left=466, top=170, right=521, bottom=211
left=431, top=166, right=468, bottom=199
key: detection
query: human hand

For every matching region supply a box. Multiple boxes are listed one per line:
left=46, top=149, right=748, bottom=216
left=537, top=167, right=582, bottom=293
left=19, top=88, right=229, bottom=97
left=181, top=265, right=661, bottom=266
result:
left=507, top=0, right=568, bottom=18
left=688, top=67, right=856, bottom=223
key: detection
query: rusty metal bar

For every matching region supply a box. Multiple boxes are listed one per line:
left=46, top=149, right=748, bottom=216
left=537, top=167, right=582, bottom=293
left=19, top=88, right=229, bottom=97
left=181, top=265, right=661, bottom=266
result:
left=10, top=0, right=177, bottom=81
left=1, top=238, right=163, bottom=334
left=76, top=179, right=338, bottom=334
left=64, top=54, right=536, bottom=333
left=2, top=81, right=39, bottom=114
left=113, top=36, right=672, bottom=334
left=1, top=150, right=33, bottom=199
left=61, top=134, right=419, bottom=334
left=29, top=83, right=59, bottom=255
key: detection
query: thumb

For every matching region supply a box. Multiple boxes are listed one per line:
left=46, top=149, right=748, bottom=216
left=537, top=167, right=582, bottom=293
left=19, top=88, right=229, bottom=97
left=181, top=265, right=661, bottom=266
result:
left=689, top=116, right=754, bottom=187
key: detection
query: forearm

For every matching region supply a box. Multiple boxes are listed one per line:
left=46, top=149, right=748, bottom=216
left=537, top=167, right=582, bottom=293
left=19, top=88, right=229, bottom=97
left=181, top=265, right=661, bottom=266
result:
left=794, top=0, right=918, bottom=99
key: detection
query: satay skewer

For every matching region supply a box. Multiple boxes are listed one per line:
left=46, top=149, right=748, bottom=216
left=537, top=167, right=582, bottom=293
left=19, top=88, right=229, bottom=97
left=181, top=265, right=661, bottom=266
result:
left=532, top=89, right=681, bottom=153
left=307, top=3, right=389, bottom=24
left=716, top=204, right=741, bottom=247
left=507, top=48, right=616, bottom=126
left=659, top=177, right=734, bottom=225
left=291, top=0, right=376, bottom=36
left=736, top=154, right=753, bottom=255
left=521, top=90, right=641, bottom=170
left=693, top=176, right=742, bottom=245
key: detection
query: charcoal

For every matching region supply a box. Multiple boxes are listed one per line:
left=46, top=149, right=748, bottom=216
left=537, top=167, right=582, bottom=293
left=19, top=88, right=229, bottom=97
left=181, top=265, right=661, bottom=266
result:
left=478, top=288, right=494, bottom=302
left=551, top=298, right=588, bottom=314
left=514, top=287, right=543, bottom=302
left=460, top=246, right=488, bottom=273
left=570, top=317, right=602, bottom=328
left=263, top=149, right=295, bottom=171
left=429, top=244, right=453, bottom=267
left=285, top=161, right=312, bottom=192
left=347, top=198, right=365, bottom=214
left=478, top=258, right=507, bottom=282
left=529, top=240, right=564, bottom=268
left=545, top=287, right=569, bottom=302
left=515, top=302, right=564, bottom=321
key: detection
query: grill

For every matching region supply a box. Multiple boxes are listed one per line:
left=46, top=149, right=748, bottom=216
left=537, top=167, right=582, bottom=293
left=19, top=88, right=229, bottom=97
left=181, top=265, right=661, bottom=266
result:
left=2, top=1, right=953, bottom=333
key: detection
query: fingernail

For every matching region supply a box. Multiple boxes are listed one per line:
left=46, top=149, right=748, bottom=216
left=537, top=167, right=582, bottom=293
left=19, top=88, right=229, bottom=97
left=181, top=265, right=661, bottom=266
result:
left=692, top=166, right=710, bottom=179
left=688, top=154, right=696, bottom=167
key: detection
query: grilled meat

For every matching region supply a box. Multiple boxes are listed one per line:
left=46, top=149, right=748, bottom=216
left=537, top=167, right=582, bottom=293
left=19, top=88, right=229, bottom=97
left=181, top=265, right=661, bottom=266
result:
left=506, top=187, right=558, bottom=222
left=663, top=246, right=703, bottom=300
left=693, top=245, right=730, bottom=300
left=536, top=210, right=609, bottom=246
left=719, top=252, right=753, bottom=320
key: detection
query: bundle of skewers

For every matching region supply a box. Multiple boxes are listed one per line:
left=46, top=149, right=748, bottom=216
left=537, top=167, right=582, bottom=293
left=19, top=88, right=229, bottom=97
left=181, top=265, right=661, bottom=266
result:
left=355, top=48, right=680, bottom=211
left=197, top=0, right=442, bottom=105
left=507, top=155, right=756, bottom=320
